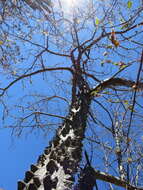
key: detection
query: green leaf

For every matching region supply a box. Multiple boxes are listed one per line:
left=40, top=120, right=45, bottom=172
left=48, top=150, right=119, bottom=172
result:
left=128, top=105, right=136, bottom=112
left=95, top=17, right=99, bottom=25
left=120, top=64, right=127, bottom=69
left=127, top=1, right=132, bottom=8
left=91, top=87, right=101, bottom=96
left=121, top=23, right=129, bottom=29
left=90, top=90, right=99, bottom=96
left=101, top=61, right=104, bottom=67
left=107, top=45, right=113, bottom=49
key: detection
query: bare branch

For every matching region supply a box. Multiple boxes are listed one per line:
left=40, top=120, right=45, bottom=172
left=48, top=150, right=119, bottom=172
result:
left=127, top=50, right=143, bottom=137
left=31, top=111, right=67, bottom=121
left=24, top=0, right=52, bottom=13
left=93, top=169, right=143, bottom=190
left=0, top=67, right=73, bottom=96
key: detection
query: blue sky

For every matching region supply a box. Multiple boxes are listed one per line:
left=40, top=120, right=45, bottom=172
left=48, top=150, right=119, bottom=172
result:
left=0, top=0, right=143, bottom=189
left=0, top=129, right=48, bottom=189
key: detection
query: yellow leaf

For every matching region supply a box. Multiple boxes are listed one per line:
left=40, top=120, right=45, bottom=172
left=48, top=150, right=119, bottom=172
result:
left=0, top=41, right=3, bottom=45
left=124, top=100, right=128, bottom=104
left=42, top=31, right=48, bottom=36
left=13, top=70, right=17, bottom=75
left=110, top=29, right=120, bottom=47
left=113, top=39, right=120, bottom=47
left=127, top=157, right=132, bottom=163
left=95, top=17, right=99, bottom=25
left=127, top=1, right=132, bottom=8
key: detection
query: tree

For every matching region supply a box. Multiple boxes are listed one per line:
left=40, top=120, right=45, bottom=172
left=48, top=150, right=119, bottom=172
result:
left=0, top=0, right=143, bottom=189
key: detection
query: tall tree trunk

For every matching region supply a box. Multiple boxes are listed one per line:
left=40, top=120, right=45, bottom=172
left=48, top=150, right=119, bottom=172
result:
left=18, top=71, right=91, bottom=190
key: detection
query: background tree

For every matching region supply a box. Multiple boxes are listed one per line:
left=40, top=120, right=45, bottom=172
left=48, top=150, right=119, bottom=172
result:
left=0, top=0, right=143, bottom=189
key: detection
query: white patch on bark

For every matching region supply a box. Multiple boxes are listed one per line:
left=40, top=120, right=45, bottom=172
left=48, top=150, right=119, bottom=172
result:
left=34, top=156, right=50, bottom=188
left=60, top=129, right=75, bottom=142
left=71, top=107, right=80, bottom=114
left=51, top=163, right=71, bottom=190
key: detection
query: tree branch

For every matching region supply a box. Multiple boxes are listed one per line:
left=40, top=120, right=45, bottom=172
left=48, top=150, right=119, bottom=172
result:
left=93, top=169, right=143, bottom=190
left=127, top=50, right=143, bottom=136
left=81, top=22, right=143, bottom=54
left=0, top=67, right=73, bottom=96
left=90, top=78, right=143, bottom=96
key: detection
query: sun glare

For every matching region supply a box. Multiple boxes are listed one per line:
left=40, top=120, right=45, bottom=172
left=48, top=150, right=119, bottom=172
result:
left=54, top=0, right=88, bottom=19
left=61, top=0, right=79, bottom=9
left=53, top=0, right=111, bottom=24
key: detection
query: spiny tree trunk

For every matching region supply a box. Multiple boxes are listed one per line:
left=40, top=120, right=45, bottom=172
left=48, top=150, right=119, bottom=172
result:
left=18, top=61, right=92, bottom=190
